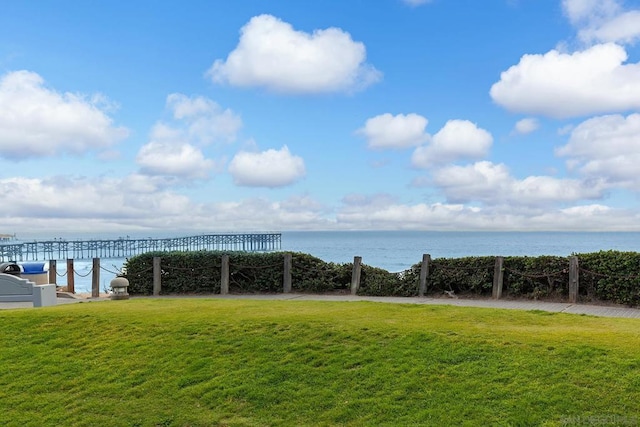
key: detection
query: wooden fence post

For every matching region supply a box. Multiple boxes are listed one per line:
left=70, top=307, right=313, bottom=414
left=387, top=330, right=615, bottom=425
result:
left=153, top=257, right=161, bottom=296
left=492, top=256, right=504, bottom=299
left=283, top=253, right=292, bottom=293
left=569, top=256, right=579, bottom=303
left=91, top=258, right=100, bottom=298
left=66, top=259, right=75, bottom=294
left=351, top=256, right=362, bottom=295
left=48, top=260, right=57, bottom=285
left=419, top=254, right=431, bottom=297
left=221, top=255, right=229, bottom=295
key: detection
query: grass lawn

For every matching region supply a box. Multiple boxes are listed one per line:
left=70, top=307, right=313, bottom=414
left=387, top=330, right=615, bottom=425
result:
left=0, top=299, right=639, bottom=426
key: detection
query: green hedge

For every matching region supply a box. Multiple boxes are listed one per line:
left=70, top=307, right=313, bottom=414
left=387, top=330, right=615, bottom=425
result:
left=503, top=255, right=569, bottom=300
left=125, top=251, right=220, bottom=295
left=357, top=264, right=419, bottom=297
left=429, top=256, right=495, bottom=295
left=125, top=251, right=352, bottom=295
left=124, top=250, right=640, bottom=306
left=578, top=251, right=640, bottom=306
left=289, top=252, right=351, bottom=293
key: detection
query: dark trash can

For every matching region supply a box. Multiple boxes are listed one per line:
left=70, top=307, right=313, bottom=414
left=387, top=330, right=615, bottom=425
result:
left=0, top=262, right=22, bottom=276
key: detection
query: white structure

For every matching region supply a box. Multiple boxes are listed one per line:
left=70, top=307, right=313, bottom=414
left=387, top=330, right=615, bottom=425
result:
left=0, top=273, right=57, bottom=307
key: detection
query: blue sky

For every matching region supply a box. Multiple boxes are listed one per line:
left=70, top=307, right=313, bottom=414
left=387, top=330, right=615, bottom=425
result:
left=2, top=0, right=640, bottom=235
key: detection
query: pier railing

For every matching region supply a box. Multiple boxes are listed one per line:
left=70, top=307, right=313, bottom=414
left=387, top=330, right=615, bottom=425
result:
left=0, top=233, right=281, bottom=262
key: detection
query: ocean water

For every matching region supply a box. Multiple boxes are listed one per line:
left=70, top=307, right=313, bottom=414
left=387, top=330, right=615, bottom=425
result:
left=14, top=231, right=640, bottom=293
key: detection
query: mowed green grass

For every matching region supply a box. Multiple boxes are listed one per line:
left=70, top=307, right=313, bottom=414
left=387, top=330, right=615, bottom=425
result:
left=0, top=299, right=639, bottom=427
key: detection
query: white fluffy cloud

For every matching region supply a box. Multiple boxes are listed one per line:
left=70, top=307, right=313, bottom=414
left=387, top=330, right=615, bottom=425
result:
left=228, top=146, right=306, bottom=187
left=432, top=161, right=605, bottom=206
left=335, top=194, right=637, bottom=231
left=0, top=177, right=333, bottom=233
left=357, top=113, right=429, bottom=149
left=207, top=14, right=381, bottom=94
left=0, top=173, right=636, bottom=233
left=136, top=141, right=215, bottom=180
left=582, top=11, right=640, bottom=44
left=166, top=94, right=242, bottom=144
left=556, top=113, right=640, bottom=189
left=412, top=120, right=492, bottom=167
left=0, top=176, right=192, bottom=223
left=493, top=1, right=640, bottom=119
left=490, top=43, right=640, bottom=118
left=563, top=0, right=620, bottom=24
left=338, top=197, right=477, bottom=230
left=206, top=196, right=331, bottom=230
left=0, top=70, right=128, bottom=159
left=513, top=118, right=540, bottom=135
left=563, top=0, right=640, bottom=44
left=135, top=94, right=241, bottom=180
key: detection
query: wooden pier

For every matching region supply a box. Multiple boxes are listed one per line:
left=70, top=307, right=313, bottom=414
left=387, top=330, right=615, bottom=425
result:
left=0, top=233, right=281, bottom=262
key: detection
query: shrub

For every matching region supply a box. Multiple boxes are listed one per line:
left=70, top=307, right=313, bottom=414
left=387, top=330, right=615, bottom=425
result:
left=502, top=256, right=569, bottom=300
left=577, top=251, right=640, bottom=306
left=357, top=264, right=419, bottom=296
left=124, top=250, right=640, bottom=306
left=428, top=256, right=494, bottom=296
left=125, top=251, right=222, bottom=295
left=290, top=252, right=351, bottom=293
